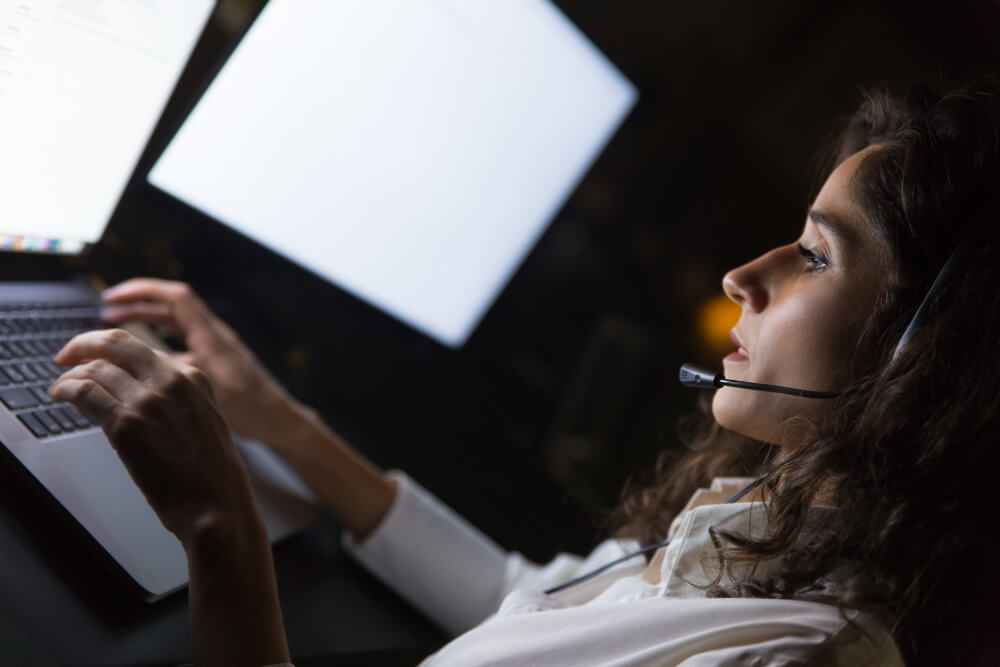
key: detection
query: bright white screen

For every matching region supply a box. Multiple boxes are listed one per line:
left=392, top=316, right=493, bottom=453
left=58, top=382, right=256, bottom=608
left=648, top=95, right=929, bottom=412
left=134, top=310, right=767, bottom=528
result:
left=149, top=0, right=637, bottom=346
left=0, top=0, right=214, bottom=250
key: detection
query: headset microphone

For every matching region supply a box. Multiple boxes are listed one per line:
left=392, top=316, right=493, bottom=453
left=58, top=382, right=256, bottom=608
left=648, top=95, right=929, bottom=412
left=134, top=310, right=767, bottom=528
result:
left=678, top=363, right=845, bottom=399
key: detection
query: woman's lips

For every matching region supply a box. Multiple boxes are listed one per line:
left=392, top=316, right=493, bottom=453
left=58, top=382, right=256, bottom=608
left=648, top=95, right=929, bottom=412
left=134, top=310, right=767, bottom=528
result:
left=724, top=349, right=750, bottom=362
left=725, top=330, right=750, bottom=362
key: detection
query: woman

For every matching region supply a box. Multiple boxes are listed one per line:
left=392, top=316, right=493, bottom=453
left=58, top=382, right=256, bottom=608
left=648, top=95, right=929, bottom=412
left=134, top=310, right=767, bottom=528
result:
left=49, top=81, right=998, bottom=665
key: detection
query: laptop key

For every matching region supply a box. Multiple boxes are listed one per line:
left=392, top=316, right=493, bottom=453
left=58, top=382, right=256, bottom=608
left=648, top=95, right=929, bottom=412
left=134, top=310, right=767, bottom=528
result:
left=60, top=405, right=94, bottom=429
left=15, top=363, right=38, bottom=381
left=0, top=387, right=37, bottom=410
left=1, top=365, right=25, bottom=383
left=48, top=408, right=75, bottom=432
left=30, top=386, right=54, bottom=406
left=20, top=340, right=43, bottom=357
left=28, top=362, right=52, bottom=380
left=40, top=339, right=63, bottom=355
left=17, top=413, right=48, bottom=438
left=42, top=360, right=65, bottom=379
left=33, top=410, right=61, bottom=435
left=5, top=341, right=28, bottom=358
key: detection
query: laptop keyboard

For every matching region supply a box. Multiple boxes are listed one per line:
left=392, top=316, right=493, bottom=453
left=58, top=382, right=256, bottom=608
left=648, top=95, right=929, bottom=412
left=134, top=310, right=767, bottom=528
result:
left=0, top=302, right=100, bottom=439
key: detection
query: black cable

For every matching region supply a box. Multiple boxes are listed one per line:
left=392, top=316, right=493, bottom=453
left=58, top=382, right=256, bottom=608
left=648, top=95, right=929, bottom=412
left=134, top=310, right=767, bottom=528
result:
left=678, top=364, right=845, bottom=399
left=716, top=377, right=843, bottom=399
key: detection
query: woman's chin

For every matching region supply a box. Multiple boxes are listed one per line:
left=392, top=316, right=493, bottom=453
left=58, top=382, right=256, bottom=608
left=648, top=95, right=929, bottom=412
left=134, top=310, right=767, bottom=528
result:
left=712, top=386, right=820, bottom=448
left=712, top=386, right=782, bottom=444
left=711, top=386, right=753, bottom=434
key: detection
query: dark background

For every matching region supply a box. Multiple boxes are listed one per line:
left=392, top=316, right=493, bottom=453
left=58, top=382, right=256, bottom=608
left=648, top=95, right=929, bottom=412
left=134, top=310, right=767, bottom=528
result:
left=21, top=0, right=1000, bottom=565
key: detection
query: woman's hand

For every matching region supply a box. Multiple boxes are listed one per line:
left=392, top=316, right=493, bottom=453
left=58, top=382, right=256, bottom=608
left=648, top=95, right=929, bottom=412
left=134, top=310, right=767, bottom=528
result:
left=99, top=278, right=398, bottom=542
left=49, top=327, right=258, bottom=546
left=100, top=278, right=303, bottom=448
left=49, top=328, right=291, bottom=665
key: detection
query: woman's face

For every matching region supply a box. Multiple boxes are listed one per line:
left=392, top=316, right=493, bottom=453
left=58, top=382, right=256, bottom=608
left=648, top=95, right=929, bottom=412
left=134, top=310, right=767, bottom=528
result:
left=712, top=147, right=888, bottom=446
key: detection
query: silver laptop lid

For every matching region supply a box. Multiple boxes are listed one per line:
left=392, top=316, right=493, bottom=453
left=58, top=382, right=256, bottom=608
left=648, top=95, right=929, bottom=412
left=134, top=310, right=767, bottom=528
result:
left=0, top=0, right=216, bottom=255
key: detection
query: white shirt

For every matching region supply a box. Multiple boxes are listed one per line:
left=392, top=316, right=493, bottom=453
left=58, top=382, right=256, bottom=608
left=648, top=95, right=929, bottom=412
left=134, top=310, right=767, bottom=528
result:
left=344, top=473, right=905, bottom=666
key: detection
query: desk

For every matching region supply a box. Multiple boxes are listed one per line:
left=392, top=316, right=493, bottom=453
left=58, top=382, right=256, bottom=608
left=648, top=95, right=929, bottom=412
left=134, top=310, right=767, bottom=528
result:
left=0, top=459, right=445, bottom=665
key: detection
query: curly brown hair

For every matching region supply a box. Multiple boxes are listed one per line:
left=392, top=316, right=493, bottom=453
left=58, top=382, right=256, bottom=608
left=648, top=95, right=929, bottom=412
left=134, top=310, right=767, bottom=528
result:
left=616, top=81, right=1000, bottom=666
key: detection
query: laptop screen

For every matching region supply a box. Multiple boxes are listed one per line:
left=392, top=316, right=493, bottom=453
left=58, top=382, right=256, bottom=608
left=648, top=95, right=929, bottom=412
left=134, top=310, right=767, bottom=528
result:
left=149, top=0, right=637, bottom=347
left=0, top=0, right=214, bottom=255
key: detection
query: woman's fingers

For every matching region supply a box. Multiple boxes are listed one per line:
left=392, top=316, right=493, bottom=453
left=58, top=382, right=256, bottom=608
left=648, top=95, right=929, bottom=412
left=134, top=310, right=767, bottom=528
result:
left=55, top=329, right=160, bottom=379
left=55, top=332, right=208, bottom=404
left=101, top=302, right=186, bottom=337
left=48, top=377, right=121, bottom=432
left=102, top=279, right=215, bottom=336
left=172, top=351, right=196, bottom=366
left=51, top=358, right=146, bottom=404
left=54, top=330, right=187, bottom=403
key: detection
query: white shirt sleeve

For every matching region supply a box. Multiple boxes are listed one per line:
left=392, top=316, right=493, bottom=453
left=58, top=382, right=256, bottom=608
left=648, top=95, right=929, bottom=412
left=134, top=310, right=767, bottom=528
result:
left=342, top=472, right=638, bottom=635
left=342, top=471, right=507, bottom=635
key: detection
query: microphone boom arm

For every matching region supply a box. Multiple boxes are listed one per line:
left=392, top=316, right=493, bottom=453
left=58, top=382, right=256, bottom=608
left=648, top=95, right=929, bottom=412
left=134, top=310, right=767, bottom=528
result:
left=679, top=363, right=844, bottom=399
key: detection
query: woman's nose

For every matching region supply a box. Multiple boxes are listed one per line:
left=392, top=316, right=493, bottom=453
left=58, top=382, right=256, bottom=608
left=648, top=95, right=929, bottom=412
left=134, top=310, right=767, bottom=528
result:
left=722, top=247, right=785, bottom=313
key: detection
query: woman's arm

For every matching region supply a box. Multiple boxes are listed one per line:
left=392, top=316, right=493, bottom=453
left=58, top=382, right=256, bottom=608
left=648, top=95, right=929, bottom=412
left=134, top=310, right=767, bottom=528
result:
left=265, top=400, right=397, bottom=540
left=186, top=510, right=288, bottom=666
left=50, top=329, right=290, bottom=666
left=100, top=278, right=397, bottom=539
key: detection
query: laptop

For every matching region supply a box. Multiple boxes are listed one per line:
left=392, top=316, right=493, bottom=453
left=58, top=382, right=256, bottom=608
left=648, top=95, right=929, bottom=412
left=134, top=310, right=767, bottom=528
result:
left=0, top=0, right=316, bottom=601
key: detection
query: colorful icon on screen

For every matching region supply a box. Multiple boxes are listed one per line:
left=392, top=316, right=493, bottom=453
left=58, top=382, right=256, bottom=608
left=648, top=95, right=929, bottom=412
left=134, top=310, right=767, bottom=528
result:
left=0, top=234, right=64, bottom=253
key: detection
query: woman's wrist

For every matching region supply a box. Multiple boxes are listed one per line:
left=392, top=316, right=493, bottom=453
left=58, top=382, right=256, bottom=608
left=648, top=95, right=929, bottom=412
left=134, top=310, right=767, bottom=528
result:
left=183, top=502, right=269, bottom=563
left=255, top=395, right=318, bottom=454
left=258, top=403, right=398, bottom=539
left=183, top=501, right=290, bottom=666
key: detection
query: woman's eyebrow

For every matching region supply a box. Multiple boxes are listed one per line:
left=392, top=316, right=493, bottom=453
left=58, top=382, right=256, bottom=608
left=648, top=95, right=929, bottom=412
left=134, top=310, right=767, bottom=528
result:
left=808, top=209, right=857, bottom=245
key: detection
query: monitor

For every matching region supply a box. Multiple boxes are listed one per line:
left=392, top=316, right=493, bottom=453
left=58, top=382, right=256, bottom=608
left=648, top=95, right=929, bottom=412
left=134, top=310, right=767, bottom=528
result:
left=149, top=0, right=637, bottom=346
left=0, top=0, right=215, bottom=255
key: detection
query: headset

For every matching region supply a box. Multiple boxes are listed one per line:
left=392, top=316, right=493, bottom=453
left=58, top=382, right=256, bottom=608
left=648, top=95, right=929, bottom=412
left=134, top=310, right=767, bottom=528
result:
left=545, top=232, right=974, bottom=596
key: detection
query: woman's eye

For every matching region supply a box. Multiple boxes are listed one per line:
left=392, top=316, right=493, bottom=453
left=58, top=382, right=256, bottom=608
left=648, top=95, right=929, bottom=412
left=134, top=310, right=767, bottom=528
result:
left=797, top=244, right=829, bottom=272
